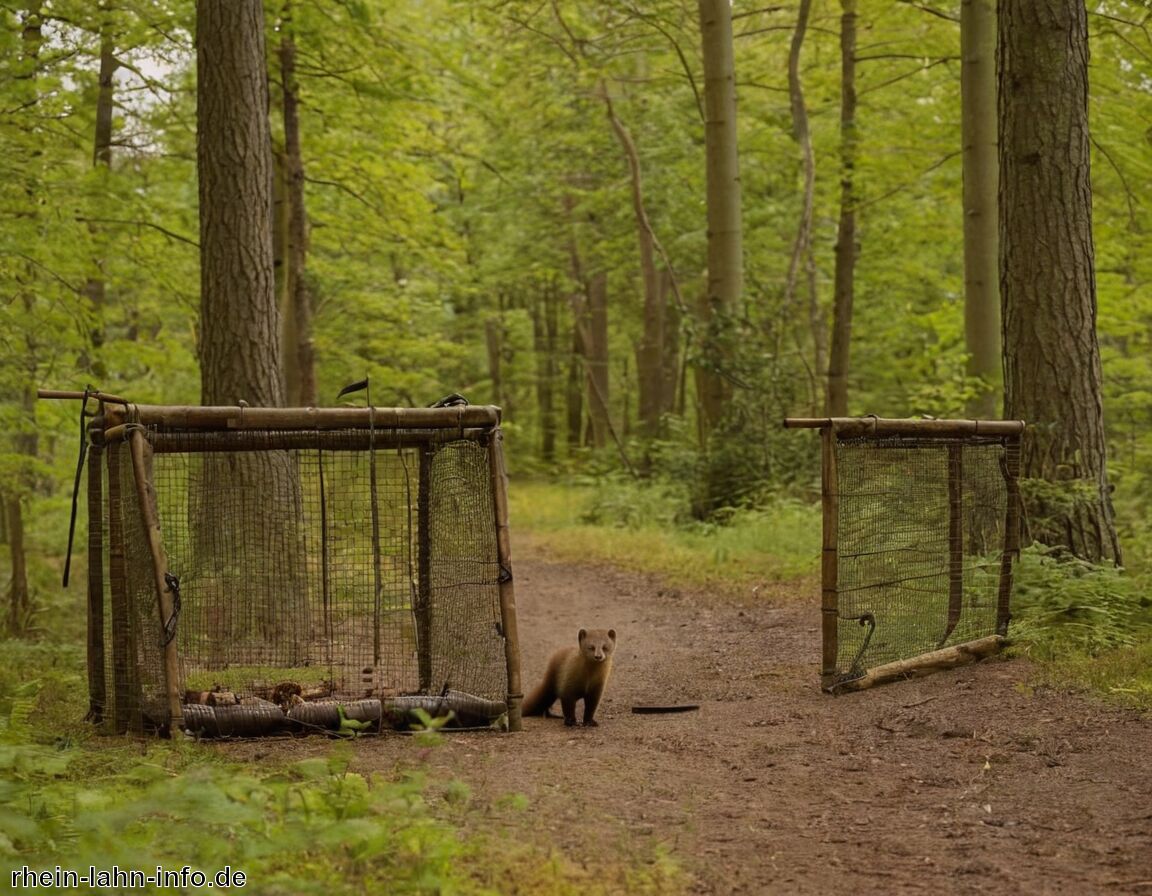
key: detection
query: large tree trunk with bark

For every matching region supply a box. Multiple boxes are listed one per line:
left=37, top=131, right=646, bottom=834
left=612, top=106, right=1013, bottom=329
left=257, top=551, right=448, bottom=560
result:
left=999, top=0, right=1120, bottom=564
left=197, top=0, right=283, bottom=408
left=961, top=0, right=1001, bottom=418
left=196, top=0, right=306, bottom=657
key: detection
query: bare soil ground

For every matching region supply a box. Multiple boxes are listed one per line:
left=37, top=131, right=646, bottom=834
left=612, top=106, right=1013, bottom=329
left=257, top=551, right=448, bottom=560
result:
left=227, top=539, right=1152, bottom=894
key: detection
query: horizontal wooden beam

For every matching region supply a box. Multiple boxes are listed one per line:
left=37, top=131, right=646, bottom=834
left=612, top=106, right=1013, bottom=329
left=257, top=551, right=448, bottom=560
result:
left=783, top=417, right=1025, bottom=438
left=103, top=403, right=501, bottom=432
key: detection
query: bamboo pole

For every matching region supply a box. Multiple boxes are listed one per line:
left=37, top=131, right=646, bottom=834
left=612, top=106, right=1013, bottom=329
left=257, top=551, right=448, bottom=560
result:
left=828, top=634, right=1006, bottom=693
left=86, top=419, right=106, bottom=724
left=783, top=417, right=1025, bottom=438
left=127, top=429, right=184, bottom=731
left=941, top=443, right=965, bottom=647
left=488, top=428, right=523, bottom=731
left=997, top=439, right=1022, bottom=635
left=103, top=426, right=495, bottom=452
left=367, top=407, right=384, bottom=668
left=37, top=388, right=131, bottom=405
left=416, top=448, right=433, bottom=693
left=820, top=426, right=840, bottom=690
left=104, top=403, right=500, bottom=432
left=106, top=441, right=134, bottom=734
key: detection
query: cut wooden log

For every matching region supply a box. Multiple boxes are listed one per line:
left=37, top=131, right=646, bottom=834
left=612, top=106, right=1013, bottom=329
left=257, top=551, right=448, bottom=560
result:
left=828, top=635, right=1006, bottom=693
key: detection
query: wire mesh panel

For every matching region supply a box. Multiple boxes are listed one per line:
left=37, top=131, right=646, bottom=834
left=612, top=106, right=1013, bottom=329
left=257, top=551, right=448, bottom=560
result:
left=785, top=417, right=1022, bottom=692
left=89, top=404, right=520, bottom=736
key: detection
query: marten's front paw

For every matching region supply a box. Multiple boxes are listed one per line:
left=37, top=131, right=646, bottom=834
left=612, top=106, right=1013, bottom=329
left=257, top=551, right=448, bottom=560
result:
left=563, top=717, right=577, bottom=727
left=583, top=719, right=599, bottom=727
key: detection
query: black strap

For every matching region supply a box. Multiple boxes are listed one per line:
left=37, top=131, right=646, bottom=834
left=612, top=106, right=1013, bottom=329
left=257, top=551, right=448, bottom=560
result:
left=62, top=386, right=92, bottom=587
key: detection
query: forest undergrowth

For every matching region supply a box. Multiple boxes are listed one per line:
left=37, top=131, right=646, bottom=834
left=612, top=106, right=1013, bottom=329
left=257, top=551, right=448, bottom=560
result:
left=0, top=478, right=1149, bottom=894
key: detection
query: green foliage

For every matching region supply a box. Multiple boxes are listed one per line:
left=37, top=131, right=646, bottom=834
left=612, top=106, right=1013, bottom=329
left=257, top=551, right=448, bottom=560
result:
left=511, top=478, right=820, bottom=588
left=1009, top=545, right=1149, bottom=659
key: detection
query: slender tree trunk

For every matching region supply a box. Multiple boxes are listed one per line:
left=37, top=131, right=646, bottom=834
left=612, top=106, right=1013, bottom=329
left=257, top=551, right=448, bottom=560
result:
left=584, top=272, right=611, bottom=450
left=486, top=312, right=505, bottom=409
left=999, top=0, right=1120, bottom=564
left=826, top=0, right=858, bottom=417
left=566, top=325, right=585, bottom=450
left=961, top=0, right=1001, bottom=418
left=83, top=4, right=116, bottom=379
left=277, top=0, right=316, bottom=407
left=532, top=279, right=559, bottom=463
left=696, top=0, right=743, bottom=437
left=4, top=492, right=29, bottom=636
left=5, top=6, right=43, bottom=638
left=786, top=0, right=824, bottom=414
left=602, top=85, right=667, bottom=437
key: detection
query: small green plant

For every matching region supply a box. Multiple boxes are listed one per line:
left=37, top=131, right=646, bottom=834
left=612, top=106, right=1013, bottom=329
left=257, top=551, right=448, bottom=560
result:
left=1009, top=544, right=1146, bottom=659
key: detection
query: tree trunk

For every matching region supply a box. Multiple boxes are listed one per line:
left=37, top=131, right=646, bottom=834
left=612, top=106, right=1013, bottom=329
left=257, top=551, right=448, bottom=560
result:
left=786, top=0, right=825, bottom=414
left=4, top=492, right=30, bottom=636
left=826, top=0, right=858, bottom=417
left=486, top=313, right=505, bottom=409
left=196, top=0, right=306, bottom=657
left=197, top=0, right=283, bottom=409
left=961, top=0, right=1001, bottom=419
left=696, top=0, right=743, bottom=436
left=277, top=0, right=316, bottom=407
left=531, top=279, right=559, bottom=463
left=999, top=0, right=1121, bottom=564
left=83, top=4, right=116, bottom=380
left=602, top=85, right=667, bottom=438
left=584, top=271, right=611, bottom=450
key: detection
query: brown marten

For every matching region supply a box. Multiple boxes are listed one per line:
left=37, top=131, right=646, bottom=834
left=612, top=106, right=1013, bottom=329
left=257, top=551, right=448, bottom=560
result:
left=522, top=628, right=616, bottom=727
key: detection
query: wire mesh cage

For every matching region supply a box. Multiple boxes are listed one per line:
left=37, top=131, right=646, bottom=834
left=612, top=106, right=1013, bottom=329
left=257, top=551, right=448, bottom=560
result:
left=81, top=401, right=522, bottom=737
left=784, top=417, right=1023, bottom=692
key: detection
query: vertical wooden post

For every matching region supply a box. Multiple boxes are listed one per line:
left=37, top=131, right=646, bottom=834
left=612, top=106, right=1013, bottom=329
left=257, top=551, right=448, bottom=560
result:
left=941, top=443, right=965, bottom=646
left=820, top=426, right=840, bottom=690
left=415, top=446, right=433, bottom=692
left=368, top=410, right=383, bottom=668
left=86, top=418, right=106, bottom=725
left=106, top=440, right=135, bottom=733
left=997, top=435, right=1022, bottom=635
left=128, top=429, right=184, bottom=731
left=488, top=428, right=523, bottom=731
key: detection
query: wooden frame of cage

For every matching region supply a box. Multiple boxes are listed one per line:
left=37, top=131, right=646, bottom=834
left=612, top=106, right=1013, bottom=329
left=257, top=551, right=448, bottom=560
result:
left=783, top=416, right=1024, bottom=692
left=41, top=391, right=524, bottom=734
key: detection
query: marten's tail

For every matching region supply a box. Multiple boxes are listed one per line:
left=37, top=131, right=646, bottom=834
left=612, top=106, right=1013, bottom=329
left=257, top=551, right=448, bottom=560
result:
left=521, top=682, right=555, bottom=716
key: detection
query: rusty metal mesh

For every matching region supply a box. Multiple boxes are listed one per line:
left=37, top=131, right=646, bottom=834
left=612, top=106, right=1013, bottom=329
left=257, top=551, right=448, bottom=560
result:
left=101, top=432, right=507, bottom=733
left=831, top=434, right=1018, bottom=684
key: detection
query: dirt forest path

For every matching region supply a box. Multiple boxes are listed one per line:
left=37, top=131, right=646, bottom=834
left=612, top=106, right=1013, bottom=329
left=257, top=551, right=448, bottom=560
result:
left=233, top=539, right=1152, bottom=894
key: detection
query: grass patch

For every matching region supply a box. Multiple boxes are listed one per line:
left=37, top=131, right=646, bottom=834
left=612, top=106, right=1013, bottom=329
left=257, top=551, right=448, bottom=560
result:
left=0, top=641, right=687, bottom=896
left=508, top=477, right=819, bottom=593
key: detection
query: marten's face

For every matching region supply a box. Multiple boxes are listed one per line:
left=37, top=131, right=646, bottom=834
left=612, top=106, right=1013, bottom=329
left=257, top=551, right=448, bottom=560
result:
left=578, top=628, right=616, bottom=662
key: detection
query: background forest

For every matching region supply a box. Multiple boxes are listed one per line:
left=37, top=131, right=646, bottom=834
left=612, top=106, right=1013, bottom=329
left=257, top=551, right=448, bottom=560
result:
left=2, top=1, right=1152, bottom=644
left=2, top=2, right=1152, bottom=891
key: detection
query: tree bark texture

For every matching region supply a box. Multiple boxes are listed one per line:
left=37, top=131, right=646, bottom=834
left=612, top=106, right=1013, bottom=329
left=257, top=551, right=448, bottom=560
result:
left=826, top=0, right=857, bottom=417
left=961, top=0, right=1001, bottom=418
left=696, top=0, right=743, bottom=436
left=998, top=0, right=1121, bottom=564
left=197, top=0, right=283, bottom=408
left=195, top=0, right=307, bottom=656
